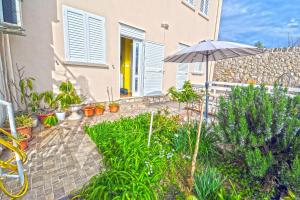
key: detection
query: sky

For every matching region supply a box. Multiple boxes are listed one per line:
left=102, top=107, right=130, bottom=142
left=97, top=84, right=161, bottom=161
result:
left=219, top=0, right=300, bottom=48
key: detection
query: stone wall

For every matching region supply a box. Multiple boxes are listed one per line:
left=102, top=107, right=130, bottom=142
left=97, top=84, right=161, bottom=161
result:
left=213, top=47, right=300, bottom=87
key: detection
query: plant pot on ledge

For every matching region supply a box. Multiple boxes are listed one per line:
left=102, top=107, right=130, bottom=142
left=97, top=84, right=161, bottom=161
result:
left=68, top=104, right=82, bottom=120
left=84, top=106, right=95, bottom=117
left=17, top=134, right=30, bottom=151
left=109, top=102, right=120, bottom=113
left=37, top=112, right=55, bottom=127
left=95, top=103, right=105, bottom=116
left=4, top=114, right=33, bottom=140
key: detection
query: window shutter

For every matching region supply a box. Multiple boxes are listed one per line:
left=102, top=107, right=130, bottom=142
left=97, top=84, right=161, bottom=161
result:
left=64, top=8, right=86, bottom=62
left=204, top=0, right=209, bottom=14
left=176, top=44, right=189, bottom=89
left=87, top=14, right=106, bottom=64
left=200, top=0, right=209, bottom=15
left=144, top=42, right=165, bottom=96
left=194, top=63, right=203, bottom=73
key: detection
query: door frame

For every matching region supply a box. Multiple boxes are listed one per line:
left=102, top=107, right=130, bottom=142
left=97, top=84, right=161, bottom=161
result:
left=118, top=23, right=145, bottom=98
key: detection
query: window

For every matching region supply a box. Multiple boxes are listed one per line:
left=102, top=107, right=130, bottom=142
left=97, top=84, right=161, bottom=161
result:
left=186, top=0, right=194, bottom=6
left=200, top=0, right=209, bottom=15
left=194, top=63, right=204, bottom=74
left=0, top=0, right=22, bottom=26
left=63, top=6, right=106, bottom=64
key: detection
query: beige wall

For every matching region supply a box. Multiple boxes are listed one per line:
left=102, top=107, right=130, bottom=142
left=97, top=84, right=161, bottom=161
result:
left=8, top=0, right=222, bottom=102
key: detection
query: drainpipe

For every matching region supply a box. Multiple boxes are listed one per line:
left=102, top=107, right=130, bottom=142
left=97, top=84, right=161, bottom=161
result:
left=1, top=33, right=17, bottom=110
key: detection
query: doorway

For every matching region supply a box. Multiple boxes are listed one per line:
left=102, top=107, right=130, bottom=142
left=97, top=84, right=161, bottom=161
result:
left=120, top=37, right=142, bottom=98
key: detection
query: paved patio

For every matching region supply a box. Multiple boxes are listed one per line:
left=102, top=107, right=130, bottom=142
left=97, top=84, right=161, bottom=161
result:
left=0, top=100, right=184, bottom=200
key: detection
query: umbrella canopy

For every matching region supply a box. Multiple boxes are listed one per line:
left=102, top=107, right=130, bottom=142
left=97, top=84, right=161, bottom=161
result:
left=164, top=40, right=264, bottom=63
left=164, top=40, right=264, bottom=122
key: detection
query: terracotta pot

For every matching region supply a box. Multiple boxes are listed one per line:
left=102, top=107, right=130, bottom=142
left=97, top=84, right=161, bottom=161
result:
left=4, top=126, right=33, bottom=140
left=109, top=105, right=120, bottom=113
left=84, top=106, right=95, bottom=117
left=95, top=107, right=105, bottom=116
left=17, top=126, right=32, bottom=140
left=19, top=139, right=29, bottom=151
left=37, top=112, right=55, bottom=128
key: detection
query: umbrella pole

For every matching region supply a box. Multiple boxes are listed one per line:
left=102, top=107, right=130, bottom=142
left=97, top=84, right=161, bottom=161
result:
left=205, top=54, right=209, bottom=124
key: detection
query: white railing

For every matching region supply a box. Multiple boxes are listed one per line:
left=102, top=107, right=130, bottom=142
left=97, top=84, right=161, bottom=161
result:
left=193, top=81, right=300, bottom=96
left=193, top=81, right=300, bottom=115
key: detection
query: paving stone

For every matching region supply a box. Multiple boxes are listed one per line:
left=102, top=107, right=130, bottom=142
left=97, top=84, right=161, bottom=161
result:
left=0, top=100, right=182, bottom=199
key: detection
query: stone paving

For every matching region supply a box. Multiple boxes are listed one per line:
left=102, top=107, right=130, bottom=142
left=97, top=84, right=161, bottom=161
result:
left=0, top=100, right=184, bottom=200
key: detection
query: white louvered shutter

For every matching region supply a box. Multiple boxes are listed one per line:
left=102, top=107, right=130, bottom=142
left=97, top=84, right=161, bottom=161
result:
left=176, top=44, right=189, bottom=90
left=64, top=8, right=86, bottom=62
left=144, top=42, right=165, bottom=96
left=87, top=14, right=106, bottom=64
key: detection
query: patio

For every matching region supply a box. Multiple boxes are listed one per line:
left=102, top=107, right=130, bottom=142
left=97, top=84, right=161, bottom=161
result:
left=0, top=99, right=183, bottom=200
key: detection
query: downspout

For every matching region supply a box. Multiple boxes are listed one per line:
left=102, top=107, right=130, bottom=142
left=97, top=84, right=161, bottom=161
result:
left=1, top=33, right=17, bottom=110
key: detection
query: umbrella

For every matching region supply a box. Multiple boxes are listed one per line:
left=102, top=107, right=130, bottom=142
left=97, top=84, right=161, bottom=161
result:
left=164, top=40, right=264, bottom=122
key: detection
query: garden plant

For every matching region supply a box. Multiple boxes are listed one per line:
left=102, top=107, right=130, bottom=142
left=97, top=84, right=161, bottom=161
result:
left=80, top=83, right=300, bottom=200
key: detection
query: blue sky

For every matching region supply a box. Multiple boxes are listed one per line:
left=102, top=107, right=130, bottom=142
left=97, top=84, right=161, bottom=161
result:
left=219, top=0, right=300, bottom=47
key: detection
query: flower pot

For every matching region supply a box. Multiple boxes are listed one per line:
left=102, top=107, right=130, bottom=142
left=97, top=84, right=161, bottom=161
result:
left=19, top=139, right=29, bottom=151
left=84, top=106, right=95, bottom=117
left=55, top=112, right=66, bottom=121
left=4, top=126, right=33, bottom=140
left=95, top=107, right=105, bottom=116
left=17, top=126, right=32, bottom=139
left=31, top=116, right=39, bottom=128
left=68, top=104, right=82, bottom=120
left=109, top=105, right=119, bottom=113
left=37, top=112, right=55, bottom=127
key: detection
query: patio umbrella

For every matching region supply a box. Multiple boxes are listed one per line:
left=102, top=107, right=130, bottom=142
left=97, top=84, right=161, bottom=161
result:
left=164, top=40, right=264, bottom=122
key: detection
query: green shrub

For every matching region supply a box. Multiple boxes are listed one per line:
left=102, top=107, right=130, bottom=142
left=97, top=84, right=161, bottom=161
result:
left=193, top=167, right=223, bottom=200
left=245, top=149, right=273, bottom=178
left=215, top=84, right=300, bottom=196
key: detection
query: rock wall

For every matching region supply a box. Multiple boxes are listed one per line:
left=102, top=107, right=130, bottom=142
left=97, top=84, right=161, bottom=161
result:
left=213, top=47, right=300, bottom=87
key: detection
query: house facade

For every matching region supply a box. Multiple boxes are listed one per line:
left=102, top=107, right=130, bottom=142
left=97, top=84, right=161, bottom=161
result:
left=0, top=0, right=222, bottom=104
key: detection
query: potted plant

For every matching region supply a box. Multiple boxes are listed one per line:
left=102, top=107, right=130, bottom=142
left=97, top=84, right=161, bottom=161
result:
left=17, top=133, right=30, bottom=151
left=37, top=91, right=57, bottom=127
left=4, top=114, right=33, bottom=139
left=55, top=81, right=81, bottom=121
left=95, top=103, right=105, bottom=116
left=84, top=104, right=95, bottom=117
left=109, top=101, right=120, bottom=113
left=28, top=91, right=42, bottom=127
left=43, top=115, right=59, bottom=128
left=107, top=86, right=120, bottom=113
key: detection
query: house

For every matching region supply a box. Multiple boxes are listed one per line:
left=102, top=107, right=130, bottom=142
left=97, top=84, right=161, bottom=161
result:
left=0, top=0, right=222, bottom=105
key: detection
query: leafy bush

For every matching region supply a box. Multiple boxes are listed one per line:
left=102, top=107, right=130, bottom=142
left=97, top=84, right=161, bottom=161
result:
left=43, top=115, right=58, bottom=127
left=4, top=114, right=33, bottom=128
left=215, top=84, right=300, bottom=197
left=193, top=167, right=223, bottom=200
left=82, top=112, right=181, bottom=199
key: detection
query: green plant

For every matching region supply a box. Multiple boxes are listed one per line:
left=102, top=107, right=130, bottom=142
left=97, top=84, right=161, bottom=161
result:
left=96, top=103, right=105, bottom=109
left=168, top=81, right=200, bottom=122
left=215, top=84, right=300, bottom=197
left=281, top=156, right=300, bottom=194
left=245, top=149, right=273, bottom=178
left=81, top=112, right=183, bottom=199
left=5, top=114, right=33, bottom=128
left=28, top=92, right=42, bottom=113
left=109, top=101, right=119, bottom=106
left=217, top=180, right=243, bottom=200
left=193, top=167, right=223, bottom=200
left=55, top=81, right=82, bottom=111
left=43, top=115, right=58, bottom=127
left=40, top=91, right=57, bottom=111
left=16, top=133, right=27, bottom=141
